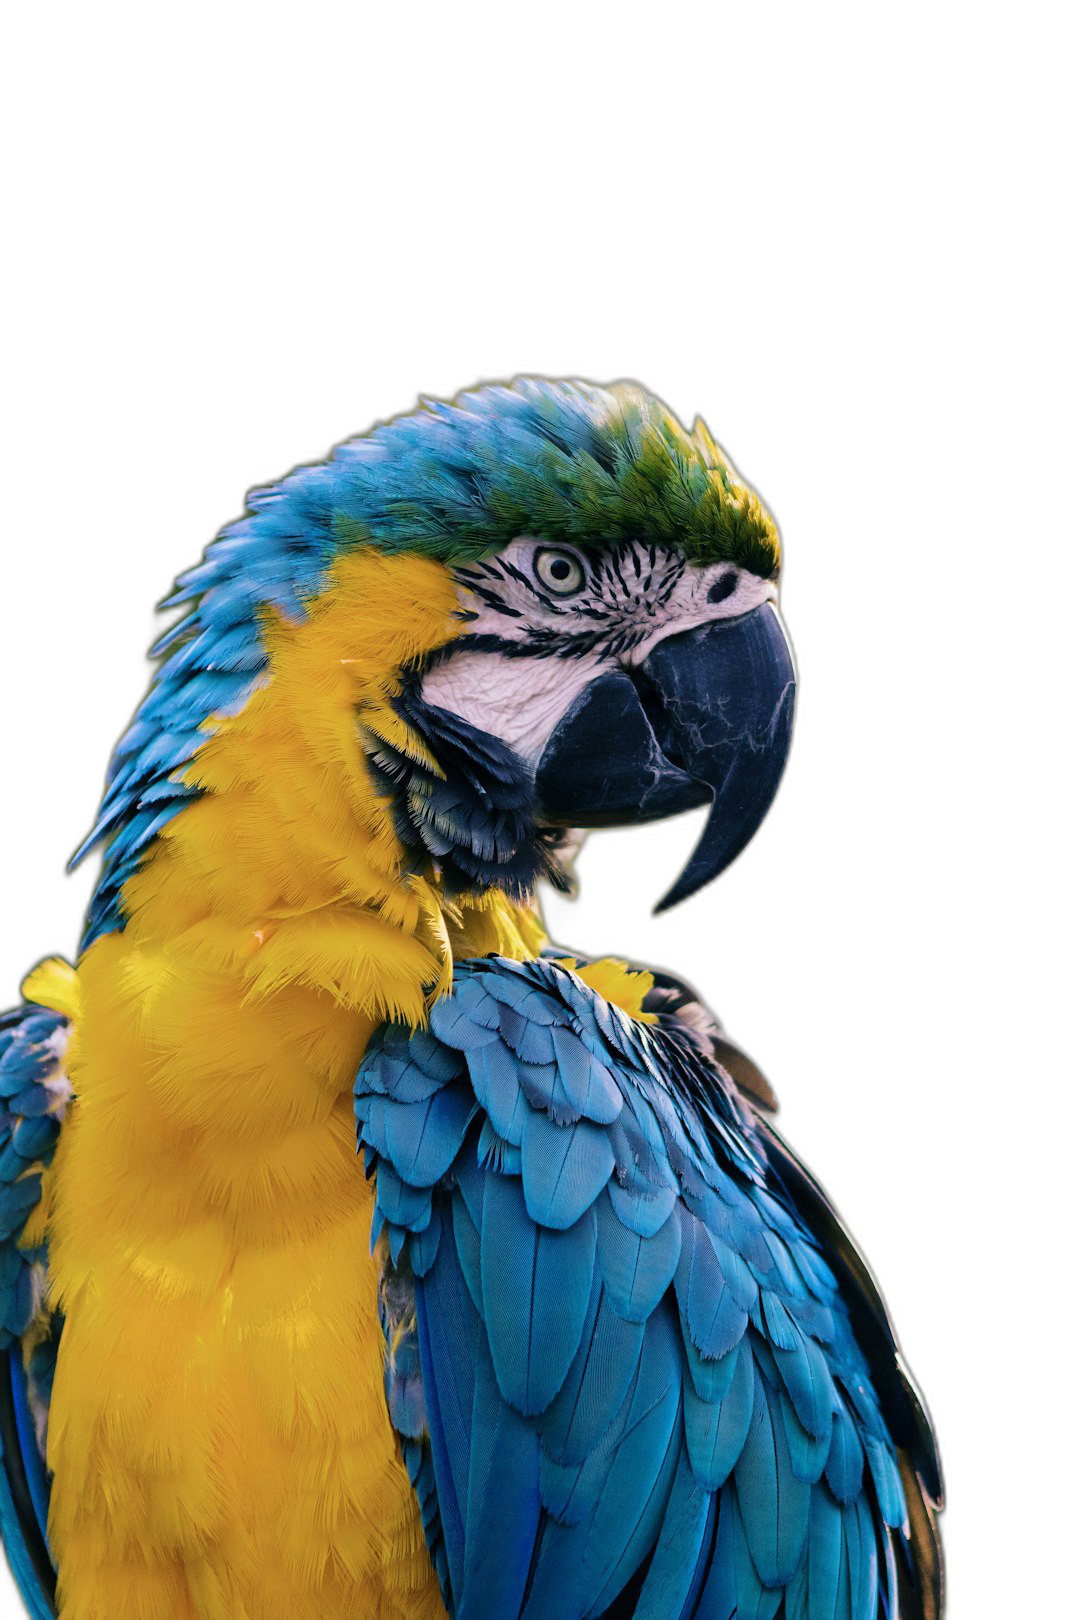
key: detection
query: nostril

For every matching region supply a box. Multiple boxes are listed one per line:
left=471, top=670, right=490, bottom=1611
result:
left=708, top=571, right=738, bottom=605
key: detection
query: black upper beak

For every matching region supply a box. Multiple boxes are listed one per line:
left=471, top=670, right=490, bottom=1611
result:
left=534, top=603, right=796, bottom=911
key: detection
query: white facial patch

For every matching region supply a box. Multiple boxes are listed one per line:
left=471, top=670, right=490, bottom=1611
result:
left=420, top=647, right=606, bottom=766
left=419, top=536, right=780, bottom=765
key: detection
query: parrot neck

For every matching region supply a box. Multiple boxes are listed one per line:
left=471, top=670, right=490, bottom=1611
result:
left=113, top=546, right=546, bottom=1008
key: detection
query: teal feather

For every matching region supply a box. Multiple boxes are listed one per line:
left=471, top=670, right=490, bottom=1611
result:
left=682, top=1332, right=744, bottom=1406
left=735, top=1373, right=811, bottom=1585
left=632, top=1448, right=713, bottom=1620
left=595, top=1194, right=681, bottom=1322
left=494, top=1004, right=554, bottom=1066
left=780, top=1387, right=832, bottom=1484
left=608, top=1175, right=678, bottom=1239
left=480, top=1172, right=595, bottom=1415
left=683, top=1334, right=756, bottom=1490
left=694, top=1488, right=782, bottom=1620
left=520, top=1110, right=615, bottom=1229
left=476, top=1120, right=521, bottom=1177
left=826, top=1403, right=866, bottom=1504
left=709, top=1226, right=760, bottom=1313
left=449, top=1191, right=483, bottom=1313
left=515, top=1060, right=568, bottom=1123
left=775, top=1334, right=835, bottom=1441
left=864, top=1432, right=907, bottom=1529
left=539, top=1270, right=644, bottom=1466
left=548, top=1025, right=623, bottom=1123
left=409, top=1206, right=442, bottom=1277
left=466, top=1042, right=530, bottom=1144
left=808, top=1486, right=847, bottom=1620
left=762, top=1289, right=804, bottom=1351
left=524, top=1307, right=684, bottom=1620
left=359, top=1088, right=476, bottom=1187
left=675, top=1208, right=749, bottom=1359
left=457, top=1335, right=541, bottom=1620
left=372, top=1162, right=432, bottom=1232
left=845, top=1496, right=879, bottom=1620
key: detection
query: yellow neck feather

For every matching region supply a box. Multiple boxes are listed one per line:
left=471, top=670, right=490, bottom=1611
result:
left=121, top=546, right=545, bottom=999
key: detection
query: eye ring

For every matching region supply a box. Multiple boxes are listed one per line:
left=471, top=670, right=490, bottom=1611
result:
left=533, top=547, right=585, bottom=597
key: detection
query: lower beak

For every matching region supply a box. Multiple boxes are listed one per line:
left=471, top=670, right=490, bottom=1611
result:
left=534, top=603, right=796, bottom=911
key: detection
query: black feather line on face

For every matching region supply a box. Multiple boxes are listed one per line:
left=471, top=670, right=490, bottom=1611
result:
left=361, top=675, right=572, bottom=902
left=429, top=626, right=634, bottom=661
left=451, top=540, right=690, bottom=661
left=457, top=580, right=524, bottom=618
left=491, top=556, right=547, bottom=597
left=461, top=540, right=684, bottom=603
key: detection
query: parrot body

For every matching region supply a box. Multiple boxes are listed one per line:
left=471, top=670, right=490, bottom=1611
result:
left=0, top=381, right=942, bottom=1619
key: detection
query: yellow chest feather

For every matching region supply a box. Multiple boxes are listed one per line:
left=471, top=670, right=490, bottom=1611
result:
left=47, top=929, right=445, bottom=1620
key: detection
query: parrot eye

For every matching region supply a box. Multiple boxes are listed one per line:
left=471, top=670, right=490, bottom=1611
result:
left=533, top=547, right=586, bottom=597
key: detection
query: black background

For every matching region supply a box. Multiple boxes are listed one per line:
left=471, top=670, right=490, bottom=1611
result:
left=0, top=252, right=997, bottom=1607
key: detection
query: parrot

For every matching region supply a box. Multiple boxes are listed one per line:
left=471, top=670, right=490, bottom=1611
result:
left=0, top=379, right=943, bottom=1620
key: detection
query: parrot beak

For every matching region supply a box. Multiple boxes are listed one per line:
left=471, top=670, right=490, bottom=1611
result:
left=534, top=603, right=796, bottom=911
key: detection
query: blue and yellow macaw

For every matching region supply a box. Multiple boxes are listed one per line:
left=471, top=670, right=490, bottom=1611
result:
left=0, top=380, right=942, bottom=1620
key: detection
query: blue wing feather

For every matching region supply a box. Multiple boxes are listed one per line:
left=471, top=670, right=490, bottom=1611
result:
left=356, top=956, right=938, bottom=1619
left=693, top=1486, right=782, bottom=1620
left=808, top=1485, right=848, bottom=1620
left=413, top=1223, right=479, bottom=1603
left=675, top=1207, right=750, bottom=1359
left=632, top=1447, right=714, bottom=1620
left=595, top=1194, right=681, bottom=1323
left=683, top=1332, right=756, bottom=1491
left=847, top=1495, right=879, bottom=1620
left=520, top=1110, right=615, bottom=1229
left=457, top=1333, right=541, bottom=1620
left=734, top=1370, right=811, bottom=1586
left=780, top=1386, right=833, bottom=1483
left=524, top=1306, right=684, bottom=1620
left=480, top=1173, right=596, bottom=1417
left=826, top=1402, right=867, bottom=1504
left=450, top=1190, right=484, bottom=1312
left=539, top=1269, right=645, bottom=1466
left=775, top=1333, right=835, bottom=1441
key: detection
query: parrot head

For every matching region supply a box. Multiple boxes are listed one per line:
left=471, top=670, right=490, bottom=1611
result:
left=362, top=379, right=795, bottom=912
left=79, top=379, right=794, bottom=938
